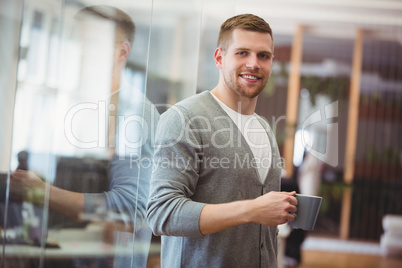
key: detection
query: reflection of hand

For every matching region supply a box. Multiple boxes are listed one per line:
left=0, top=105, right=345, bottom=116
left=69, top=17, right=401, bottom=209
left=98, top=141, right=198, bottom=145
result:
left=10, top=170, right=46, bottom=203
left=249, top=191, right=298, bottom=226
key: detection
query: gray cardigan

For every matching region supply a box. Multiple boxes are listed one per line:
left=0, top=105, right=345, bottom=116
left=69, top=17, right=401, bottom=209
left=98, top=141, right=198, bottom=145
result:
left=147, top=91, right=282, bottom=268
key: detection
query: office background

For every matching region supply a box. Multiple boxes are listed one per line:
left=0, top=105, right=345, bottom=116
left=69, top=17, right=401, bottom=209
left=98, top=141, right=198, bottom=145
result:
left=1, top=0, right=401, bottom=267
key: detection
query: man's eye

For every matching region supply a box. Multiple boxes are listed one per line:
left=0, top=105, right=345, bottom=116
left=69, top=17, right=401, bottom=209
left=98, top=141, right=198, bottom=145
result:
left=259, top=54, right=271, bottom=59
left=237, top=51, right=247, bottom=56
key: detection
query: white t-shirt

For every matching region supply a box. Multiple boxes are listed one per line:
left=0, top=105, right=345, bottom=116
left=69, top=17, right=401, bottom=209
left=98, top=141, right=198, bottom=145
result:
left=211, top=93, right=271, bottom=183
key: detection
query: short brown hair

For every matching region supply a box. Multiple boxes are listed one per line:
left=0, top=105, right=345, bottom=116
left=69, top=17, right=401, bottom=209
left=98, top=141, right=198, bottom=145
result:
left=75, top=5, right=136, bottom=46
left=217, top=14, right=273, bottom=51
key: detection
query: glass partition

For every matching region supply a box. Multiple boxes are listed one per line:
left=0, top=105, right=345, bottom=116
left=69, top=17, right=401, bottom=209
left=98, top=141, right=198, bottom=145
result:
left=0, top=1, right=27, bottom=267
left=146, top=0, right=219, bottom=110
left=2, top=0, right=157, bottom=267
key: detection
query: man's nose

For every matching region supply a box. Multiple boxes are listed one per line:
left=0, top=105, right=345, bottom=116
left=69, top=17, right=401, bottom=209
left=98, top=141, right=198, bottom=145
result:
left=245, top=55, right=260, bottom=70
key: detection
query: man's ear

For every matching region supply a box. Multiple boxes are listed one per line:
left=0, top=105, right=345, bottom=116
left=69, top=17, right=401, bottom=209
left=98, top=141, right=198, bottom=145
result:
left=214, top=48, right=223, bottom=69
left=118, top=41, right=131, bottom=62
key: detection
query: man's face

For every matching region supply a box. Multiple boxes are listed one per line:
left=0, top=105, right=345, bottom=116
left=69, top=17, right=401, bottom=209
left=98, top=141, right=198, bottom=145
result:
left=216, top=29, right=274, bottom=99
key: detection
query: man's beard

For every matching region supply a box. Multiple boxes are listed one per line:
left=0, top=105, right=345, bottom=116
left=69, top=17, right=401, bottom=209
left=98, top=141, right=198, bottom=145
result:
left=223, top=71, right=266, bottom=99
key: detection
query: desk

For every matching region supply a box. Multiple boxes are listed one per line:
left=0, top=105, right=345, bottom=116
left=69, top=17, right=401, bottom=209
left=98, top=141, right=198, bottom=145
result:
left=2, top=224, right=161, bottom=260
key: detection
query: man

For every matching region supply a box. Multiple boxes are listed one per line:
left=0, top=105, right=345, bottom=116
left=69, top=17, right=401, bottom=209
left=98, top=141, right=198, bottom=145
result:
left=10, top=5, right=158, bottom=267
left=147, top=14, right=297, bottom=267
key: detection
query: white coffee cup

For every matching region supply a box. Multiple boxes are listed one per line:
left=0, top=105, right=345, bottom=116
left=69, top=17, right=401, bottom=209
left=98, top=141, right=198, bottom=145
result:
left=290, top=194, right=322, bottom=231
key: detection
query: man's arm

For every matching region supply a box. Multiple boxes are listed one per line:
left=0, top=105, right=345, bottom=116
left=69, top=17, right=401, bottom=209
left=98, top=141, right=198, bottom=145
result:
left=199, top=191, right=297, bottom=235
left=10, top=170, right=85, bottom=220
left=147, top=106, right=207, bottom=237
left=47, top=185, right=85, bottom=220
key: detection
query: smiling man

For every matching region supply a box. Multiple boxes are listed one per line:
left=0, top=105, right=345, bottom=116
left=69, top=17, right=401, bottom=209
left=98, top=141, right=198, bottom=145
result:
left=147, top=14, right=297, bottom=267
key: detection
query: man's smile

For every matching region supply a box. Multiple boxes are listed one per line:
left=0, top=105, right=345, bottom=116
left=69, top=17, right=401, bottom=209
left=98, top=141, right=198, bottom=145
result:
left=239, top=73, right=262, bottom=81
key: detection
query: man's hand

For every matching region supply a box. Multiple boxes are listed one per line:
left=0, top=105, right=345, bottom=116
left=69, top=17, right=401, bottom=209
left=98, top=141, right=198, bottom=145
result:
left=10, top=170, right=46, bottom=203
left=248, top=191, right=297, bottom=226
left=199, top=191, right=297, bottom=235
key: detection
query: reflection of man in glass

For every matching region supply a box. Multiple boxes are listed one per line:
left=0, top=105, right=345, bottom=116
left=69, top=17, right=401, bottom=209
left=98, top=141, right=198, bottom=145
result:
left=10, top=5, right=158, bottom=267
left=147, top=14, right=297, bottom=267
